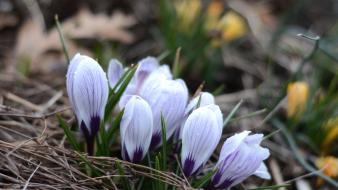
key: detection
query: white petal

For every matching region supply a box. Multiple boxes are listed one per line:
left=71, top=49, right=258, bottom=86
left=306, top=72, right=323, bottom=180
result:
left=140, top=74, right=188, bottom=143
left=254, top=163, right=271, bottom=179
left=72, top=55, right=109, bottom=132
left=219, top=131, right=251, bottom=160
left=107, top=59, right=123, bottom=89
left=120, top=95, right=153, bottom=162
left=66, top=53, right=84, bottom=118
left=181, top=106, right=222, bottom=176
left=185, top=92, right=215, bottom=115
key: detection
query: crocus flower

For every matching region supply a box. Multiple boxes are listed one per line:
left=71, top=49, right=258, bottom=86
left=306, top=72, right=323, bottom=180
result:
left=315, top=156, right=338, bottom=186
left=119, top=56, right=172, bottom=108
left=287, top=81, right=309, bottom=118
left=120, top=95, right=153, bottom=163
left=209, top=131, right=270, bottom=189
left=140, top=73, right=188, bottom=149
left=177, top=91, right=216, bottom=139
left=66, top=53, right=109, bottom=155
left=107, top=59, right=123, bottom=89
left=321, top=117, right=338, bottom=154
left=181, top=105, right=223, bottom=177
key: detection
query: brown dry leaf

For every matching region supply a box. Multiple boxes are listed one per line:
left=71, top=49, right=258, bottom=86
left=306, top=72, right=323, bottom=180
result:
left=14, top=8, right=136, bottom=74
left=62, top=8, right=136, bottom=42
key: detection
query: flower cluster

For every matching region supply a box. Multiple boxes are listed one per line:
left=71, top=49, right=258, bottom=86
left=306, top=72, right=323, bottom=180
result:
left=66, top=53, right=270, bottom=189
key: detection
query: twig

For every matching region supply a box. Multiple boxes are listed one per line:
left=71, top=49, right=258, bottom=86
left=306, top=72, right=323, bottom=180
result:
left=22, top=163, right=41, bottom=190
left=5, top=92, right=43, bottom=112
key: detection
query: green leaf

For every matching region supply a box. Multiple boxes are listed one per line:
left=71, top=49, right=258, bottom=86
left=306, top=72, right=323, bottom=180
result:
left=195, top=94, right=202, bottom=109
left=249, top=184, right=290, bottom=190
left=107, top=109, right=125, bottom=145
left=229, top=108, right=267, bottom=123
left=193, top=169, right=217, bottom=188
left=160, top=113, right=167, bottom=171
left=223, top=99, right=243, bottom=128
left=74, top=151, right=101, bottom=176
left=155, top=155, right=164, bottom=190
left=54, top=15, right=70, bottom=64
left=173, top=47, right=181, bottom=78
left=115, top=162, right=132, bottom=190
left=57, top=114, right=81, bottom=151
left=104, top=65, right=137, bottom=123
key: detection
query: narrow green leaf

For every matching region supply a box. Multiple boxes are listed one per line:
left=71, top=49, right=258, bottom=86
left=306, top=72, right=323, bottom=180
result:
left=104, top=65, right=137, bottom=123
left=111, top=66, right=133, bottom=93
left=74, top=151, right=101, bottom=176
left=160, top=113, right=167, bottom=171
left=249, top=184, right=290, bottom=190
left=193, top=170, right=217, bottom=188
left=115, top=162, right=132, bottom=190
left=107, top=109, right=125, bottom=145
left=263, top=129, right=281, bottom=140
left=54, top=15, right=70, bottom=64
left=155, top=155, right=164, bottom=190
left=157, top=50, right=171, bottom=62
left=195, top=94, right=202, bottom=109
left=212, top=84, right=224, bottom=96
left=57, top=115, right=80, bottom=151
left=173, top=47, right=181, bottom=78
left=223, top=100, right=243, bottom=128
left=230, top=108, right=267, bottom=123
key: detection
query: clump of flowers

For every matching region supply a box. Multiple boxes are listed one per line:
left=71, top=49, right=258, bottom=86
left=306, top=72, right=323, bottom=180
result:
left=63, top=53, right=271, bottom=189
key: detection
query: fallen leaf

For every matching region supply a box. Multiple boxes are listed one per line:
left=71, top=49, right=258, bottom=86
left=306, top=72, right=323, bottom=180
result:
left=14, top=8, right=136, bottom=74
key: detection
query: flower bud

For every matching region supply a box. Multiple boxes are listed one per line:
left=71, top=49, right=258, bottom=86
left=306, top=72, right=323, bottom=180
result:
left=181, top=105, right=223, bottom=176
left=210, top=131, right=270, bottom=189
left=120, top=95, right=153, bottom=163
left=107, top=59, right=123, bottom=89
left=287, top=81, right=309, bottom=118
left=140, top=73, right=188, bottom=149
left=66, top=53, right=109, bottom=155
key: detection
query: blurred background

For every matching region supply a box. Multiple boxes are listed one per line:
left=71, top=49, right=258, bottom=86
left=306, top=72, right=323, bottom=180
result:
left=0, top=0, right=337, bottom=189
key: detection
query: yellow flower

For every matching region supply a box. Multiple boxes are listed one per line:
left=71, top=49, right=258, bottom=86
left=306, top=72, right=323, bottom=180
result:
left=316, top=156, right=338, bottom=185
left=219, top=11, right=247, bottom=42
left=287, top=82, right=309, bottom=118
left=322, top=118, right=338, bottom=154
left=205, top=0, right=224, bottom=31
left=174, top=0, right=201, bottom=33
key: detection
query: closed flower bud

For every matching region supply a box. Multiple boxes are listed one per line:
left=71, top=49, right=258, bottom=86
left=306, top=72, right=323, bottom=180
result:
left=107, top=59, right=123, bottom=89
left=140, top=73, right=188, bottom=149
left=210, top=131, right=270, bottom=189
left=181, top=105, right=223, bottom=177
left=119, top=57, right=172, bottom=108
left=185, top=91, right=215, bottom=116
left=177, top=92, right=216, bottom=139
left=120, top=95, right=153, bottom=163
left=66, top=53, right=109, bottom=155
left=287, top=81, right=309, bottom=118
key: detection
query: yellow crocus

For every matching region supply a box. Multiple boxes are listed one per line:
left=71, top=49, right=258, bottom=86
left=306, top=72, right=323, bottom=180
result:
left=174, top=0, right=201, bottom=33
left=219, top=11, right=247, bottom=42
left=316, top=156, right=338, bottom=186
left=287, top=82, right=309, bottom=118
left=206, top=0, right=224, bottom=31
left=322, top=117, right=338, bottom=154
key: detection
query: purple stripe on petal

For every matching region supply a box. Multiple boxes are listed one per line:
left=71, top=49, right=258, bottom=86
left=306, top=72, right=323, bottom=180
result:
left=90, top=115, right=101, bottom=137
left=218, top=179, right=234, bottom=189
left=80, top=121, right=94, bottom=155
left=183, top=156, right=195, bottom=177
left=122, top=144, right=131, bottom=162
left=150, top=132, right=162, bottom=150
left=132, top=147, right=143, bottom=163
